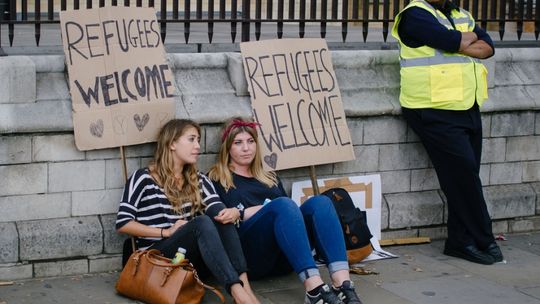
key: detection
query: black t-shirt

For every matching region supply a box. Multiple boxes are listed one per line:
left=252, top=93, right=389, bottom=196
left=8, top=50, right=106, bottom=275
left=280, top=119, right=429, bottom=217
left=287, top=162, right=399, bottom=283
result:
left=211, top=173, right=287, bottom=209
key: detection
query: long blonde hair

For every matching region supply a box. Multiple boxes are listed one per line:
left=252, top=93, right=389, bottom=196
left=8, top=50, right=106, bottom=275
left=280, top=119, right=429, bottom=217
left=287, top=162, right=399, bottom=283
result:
left=208, top=117, right=277, bottom=191
left=149, top=119, right=203, bottom=215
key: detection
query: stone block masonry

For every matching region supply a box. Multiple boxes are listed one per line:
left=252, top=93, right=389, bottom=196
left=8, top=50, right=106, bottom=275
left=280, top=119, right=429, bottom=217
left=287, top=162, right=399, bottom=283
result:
left=18, top=216, right=103, bottom=261
left=0, top=48, right=539, bottom=279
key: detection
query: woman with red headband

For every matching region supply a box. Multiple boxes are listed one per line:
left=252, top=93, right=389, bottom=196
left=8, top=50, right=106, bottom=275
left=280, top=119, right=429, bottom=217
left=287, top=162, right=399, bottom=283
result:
left=208, top=117, right=362, bottom=304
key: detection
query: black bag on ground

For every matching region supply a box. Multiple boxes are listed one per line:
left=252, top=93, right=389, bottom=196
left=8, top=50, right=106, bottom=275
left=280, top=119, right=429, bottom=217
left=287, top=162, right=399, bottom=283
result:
left=322, top=187, right=373, bottom=264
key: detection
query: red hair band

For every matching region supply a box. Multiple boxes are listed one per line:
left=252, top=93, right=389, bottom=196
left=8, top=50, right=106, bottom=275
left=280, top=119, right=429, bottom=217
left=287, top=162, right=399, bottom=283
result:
left=221, top=119, right=260, bottom=142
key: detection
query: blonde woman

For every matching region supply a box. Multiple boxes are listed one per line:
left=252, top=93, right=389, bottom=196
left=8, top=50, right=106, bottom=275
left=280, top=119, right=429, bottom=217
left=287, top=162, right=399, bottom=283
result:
left=209, top=117, right=362, bottom=304
left=116, top=119, right=259, bottom=304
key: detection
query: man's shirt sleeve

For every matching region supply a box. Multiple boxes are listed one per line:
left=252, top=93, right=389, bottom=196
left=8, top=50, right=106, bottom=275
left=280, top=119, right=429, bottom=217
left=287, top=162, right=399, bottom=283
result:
left=398, top=7, right=462, bottom=53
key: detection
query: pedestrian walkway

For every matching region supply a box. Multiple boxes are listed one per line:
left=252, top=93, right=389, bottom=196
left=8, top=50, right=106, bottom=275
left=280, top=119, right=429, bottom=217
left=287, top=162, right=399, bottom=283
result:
left=1, top=232, right=539, bottom=304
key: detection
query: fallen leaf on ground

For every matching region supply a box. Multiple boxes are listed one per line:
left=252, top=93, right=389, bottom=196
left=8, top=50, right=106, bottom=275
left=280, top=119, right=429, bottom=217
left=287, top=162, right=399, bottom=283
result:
left=350, top=266, right=379, bottom=275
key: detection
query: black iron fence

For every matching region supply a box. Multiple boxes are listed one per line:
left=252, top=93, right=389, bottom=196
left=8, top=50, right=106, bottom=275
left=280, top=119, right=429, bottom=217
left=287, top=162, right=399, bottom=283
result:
left=0, top=0, right=539, bottom=48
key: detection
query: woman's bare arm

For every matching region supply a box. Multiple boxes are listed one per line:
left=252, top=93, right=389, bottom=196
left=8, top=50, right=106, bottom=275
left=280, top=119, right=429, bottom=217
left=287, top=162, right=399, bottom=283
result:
left=117, top=219, right=186, bottom=238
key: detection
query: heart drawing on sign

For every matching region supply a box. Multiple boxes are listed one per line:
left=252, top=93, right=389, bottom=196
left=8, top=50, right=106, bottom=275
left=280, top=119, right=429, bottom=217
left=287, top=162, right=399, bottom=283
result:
left=134, top=113, right=150, bottom=131
left=89, top=119, right=104, bottom=138
left=157, top=112, right=169, bottom=125
left=263, top=153, right=278, bottom=169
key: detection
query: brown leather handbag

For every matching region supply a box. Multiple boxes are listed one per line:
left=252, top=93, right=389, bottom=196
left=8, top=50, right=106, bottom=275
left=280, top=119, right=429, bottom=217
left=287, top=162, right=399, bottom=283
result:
left=116, top=249, right=225, bottom=304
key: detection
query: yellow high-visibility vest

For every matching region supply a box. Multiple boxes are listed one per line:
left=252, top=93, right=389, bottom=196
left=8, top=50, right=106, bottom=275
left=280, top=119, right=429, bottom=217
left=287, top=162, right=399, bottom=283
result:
left=391, top=0, right=489, bottom=110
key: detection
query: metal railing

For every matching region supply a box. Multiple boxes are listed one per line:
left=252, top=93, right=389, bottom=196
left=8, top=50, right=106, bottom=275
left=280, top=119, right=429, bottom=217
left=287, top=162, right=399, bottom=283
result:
left=0, top=0, right=539, bottom=48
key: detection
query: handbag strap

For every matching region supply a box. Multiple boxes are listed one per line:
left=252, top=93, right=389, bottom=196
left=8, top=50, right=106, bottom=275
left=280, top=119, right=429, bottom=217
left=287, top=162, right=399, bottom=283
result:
left=130, top=237, right=136, bottom=252
left=193, top=271, right=225, bottom=303
left=202, top=283, right=225, bottom=303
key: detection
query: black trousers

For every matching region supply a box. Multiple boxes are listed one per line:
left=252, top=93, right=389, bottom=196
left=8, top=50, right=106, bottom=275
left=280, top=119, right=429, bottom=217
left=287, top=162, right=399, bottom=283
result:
left=152, top=205, right=247, bottom=293
left=402, top=104, right=495, bottom=249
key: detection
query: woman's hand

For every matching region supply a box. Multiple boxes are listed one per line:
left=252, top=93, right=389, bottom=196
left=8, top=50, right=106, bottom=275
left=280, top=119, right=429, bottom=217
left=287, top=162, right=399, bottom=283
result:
left=214, top=208, right=241, bottom=224
left=164, top=219, right=187, bottom=237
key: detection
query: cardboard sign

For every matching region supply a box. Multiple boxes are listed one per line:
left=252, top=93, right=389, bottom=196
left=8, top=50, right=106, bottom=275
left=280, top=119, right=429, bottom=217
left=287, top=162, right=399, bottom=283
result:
left=60, top=7, right=175, bottom=151
left=291, top=175, right=396, bottom=262
left=240, top=38, right=355, bottom=171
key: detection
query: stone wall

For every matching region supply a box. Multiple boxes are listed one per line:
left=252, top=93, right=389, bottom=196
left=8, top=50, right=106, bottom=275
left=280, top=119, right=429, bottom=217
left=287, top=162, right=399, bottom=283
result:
left=1, top=48, right=539, bottom=280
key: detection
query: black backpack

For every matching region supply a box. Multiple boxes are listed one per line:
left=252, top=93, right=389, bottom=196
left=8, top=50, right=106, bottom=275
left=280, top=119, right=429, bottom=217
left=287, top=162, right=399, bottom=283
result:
left=322, top=187, right=373, bottom=264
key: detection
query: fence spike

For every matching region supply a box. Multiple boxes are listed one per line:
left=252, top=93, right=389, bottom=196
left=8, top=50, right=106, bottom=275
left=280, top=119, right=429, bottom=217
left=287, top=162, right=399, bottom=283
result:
left=35, top=25, right=41, bottom=46
left=9, top=24, right=14, bottom=46
left=321, top=22, right=327, bottom=38
left=184, top=27, right=190, bottom=44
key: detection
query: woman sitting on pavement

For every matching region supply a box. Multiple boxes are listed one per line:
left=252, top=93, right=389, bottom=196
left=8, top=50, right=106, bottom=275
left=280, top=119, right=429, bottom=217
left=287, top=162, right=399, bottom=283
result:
left=116, top=118, right=260, bottom=304
left=208, top=117, right=363, bottom=304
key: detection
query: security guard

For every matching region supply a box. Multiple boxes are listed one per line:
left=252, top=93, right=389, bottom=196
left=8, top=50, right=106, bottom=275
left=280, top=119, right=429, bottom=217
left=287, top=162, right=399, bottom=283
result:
left=392, top=0, right=503, bottom=265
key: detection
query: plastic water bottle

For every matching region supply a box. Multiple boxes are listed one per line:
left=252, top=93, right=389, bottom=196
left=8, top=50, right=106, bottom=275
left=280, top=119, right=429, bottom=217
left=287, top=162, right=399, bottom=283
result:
left=171, top=247, right=186, bottom=265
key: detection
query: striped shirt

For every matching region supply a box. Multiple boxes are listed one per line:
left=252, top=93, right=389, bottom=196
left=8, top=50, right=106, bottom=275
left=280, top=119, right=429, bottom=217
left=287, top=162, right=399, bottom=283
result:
left=116, top=168, right=224, bottom=249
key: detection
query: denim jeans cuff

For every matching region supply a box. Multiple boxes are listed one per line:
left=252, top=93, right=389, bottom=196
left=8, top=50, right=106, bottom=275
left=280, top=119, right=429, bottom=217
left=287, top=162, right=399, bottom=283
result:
left=328, top=261, right=349, bottom=275
left=298, top=267, right=321, bottom=283
left=225, top=279, right=244, bottom=295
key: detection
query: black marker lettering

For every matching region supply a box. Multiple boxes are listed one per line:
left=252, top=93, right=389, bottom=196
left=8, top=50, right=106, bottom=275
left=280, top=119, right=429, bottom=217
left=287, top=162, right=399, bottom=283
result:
left=113, top=71, right=129, bottom=103
left=100, top=74, right=116, bottom=106
left=85, top=23, right=103, bottom=58
left=254, top=109, right=282, bottom=152
left=65, top=21, right=86, bottom=65
left=244, top=57, right=267, bottom=100
left=102, top=20, right=116, bottom=55
left=320, top=48, right=335, bottom=92
left=144, top=65, right=164, bottom=100
left=328, top=95, right=350, bottom=146
left=134, top=67, right=146, bottom=97
left=159, top=64, right=174, bottom=98
left=121, top=69, right=138, bottom=101
left=150, top=20, right=161, bottom=47
left=74, top=78, right=100, bottom=108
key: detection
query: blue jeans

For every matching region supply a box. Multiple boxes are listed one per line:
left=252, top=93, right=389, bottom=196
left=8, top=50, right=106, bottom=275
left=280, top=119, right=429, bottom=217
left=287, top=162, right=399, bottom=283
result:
left=238, top=195, right=348, bottom=281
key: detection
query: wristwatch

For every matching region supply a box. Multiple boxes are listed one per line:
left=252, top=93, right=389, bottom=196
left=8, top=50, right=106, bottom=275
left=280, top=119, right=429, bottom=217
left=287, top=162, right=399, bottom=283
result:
left=236, top=203, right=245, bottom=221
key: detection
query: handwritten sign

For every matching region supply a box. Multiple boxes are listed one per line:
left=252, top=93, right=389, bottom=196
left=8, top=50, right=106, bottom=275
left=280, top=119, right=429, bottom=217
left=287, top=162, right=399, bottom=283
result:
left=240, top=38, right=355, bottom=171
left=60, top=6, right=175, bottom=151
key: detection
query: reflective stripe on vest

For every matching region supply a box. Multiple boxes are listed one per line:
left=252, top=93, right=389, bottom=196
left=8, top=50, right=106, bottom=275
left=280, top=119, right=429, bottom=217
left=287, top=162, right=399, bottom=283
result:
left=400, top=50, right=481, bottom=68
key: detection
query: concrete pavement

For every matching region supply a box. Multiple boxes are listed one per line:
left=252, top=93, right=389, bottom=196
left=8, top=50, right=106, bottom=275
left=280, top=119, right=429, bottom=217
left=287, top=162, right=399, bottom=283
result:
left=1, top=232, right=539, bottom=304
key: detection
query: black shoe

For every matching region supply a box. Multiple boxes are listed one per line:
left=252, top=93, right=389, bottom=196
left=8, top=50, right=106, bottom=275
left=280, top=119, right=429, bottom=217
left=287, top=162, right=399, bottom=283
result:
left=333, top=281, right=363, bottom=304
left=305, top=284, right=344, bottom=304
left=444, top=244, right=495, bottom=265
left=484, top=242, right=504, bottom=262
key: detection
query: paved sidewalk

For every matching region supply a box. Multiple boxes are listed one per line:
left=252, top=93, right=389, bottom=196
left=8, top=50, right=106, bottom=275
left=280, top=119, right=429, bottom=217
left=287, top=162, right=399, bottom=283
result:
left=1, top=232, right=540, bottom=304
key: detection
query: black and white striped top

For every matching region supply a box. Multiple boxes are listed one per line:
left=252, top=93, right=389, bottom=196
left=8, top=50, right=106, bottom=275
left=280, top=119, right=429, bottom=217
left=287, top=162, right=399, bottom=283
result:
left=116, top=168, right=224, bottom=250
